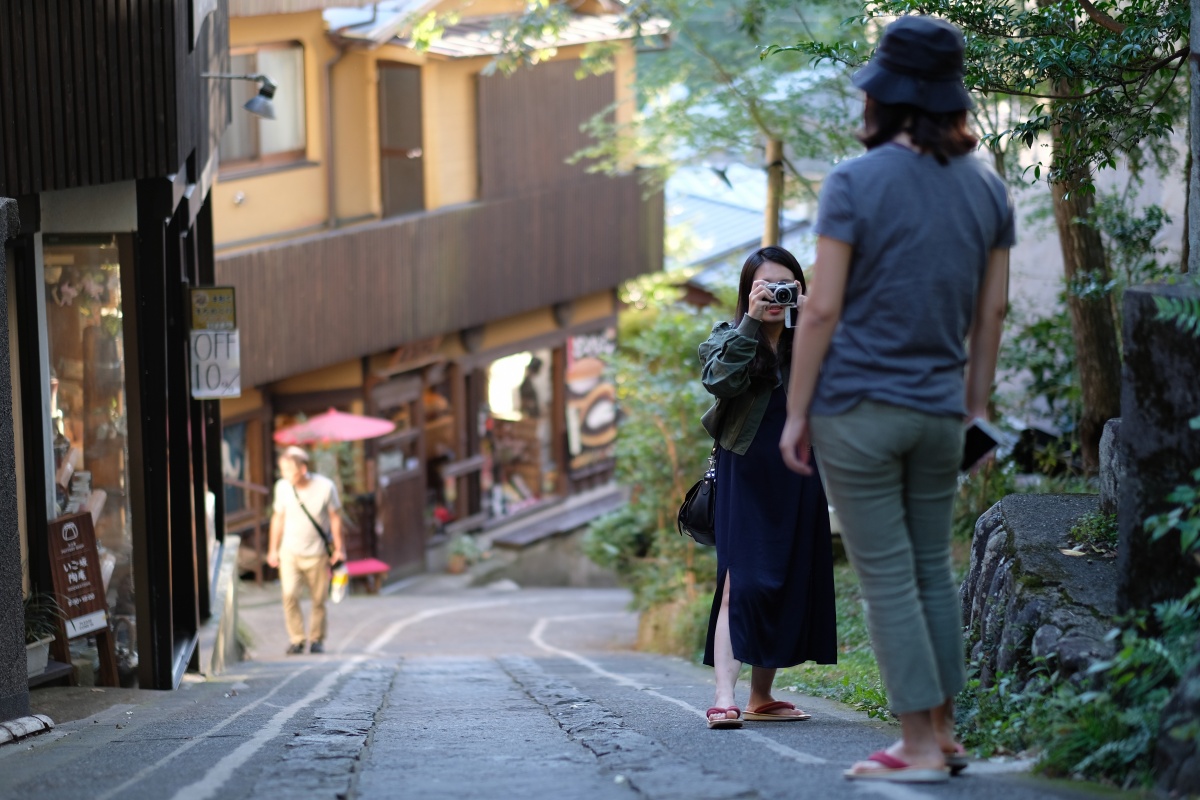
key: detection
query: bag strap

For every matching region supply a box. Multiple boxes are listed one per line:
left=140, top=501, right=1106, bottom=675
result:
left=291, top=481, right=332, bottom=551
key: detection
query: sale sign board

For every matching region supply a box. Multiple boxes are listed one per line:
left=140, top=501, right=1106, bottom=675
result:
left=47, top=512, right=110, bottom=639
left=190, top=287, right=241, bottom=398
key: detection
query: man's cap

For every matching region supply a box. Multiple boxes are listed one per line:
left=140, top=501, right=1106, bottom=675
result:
left=281, top=445, right=309, bottom=462
left=851, top=15, right=973, bottom=113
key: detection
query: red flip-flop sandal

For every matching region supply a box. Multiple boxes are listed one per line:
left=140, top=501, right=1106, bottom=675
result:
left=705, top=706, right=743, bottom=729
left=743, top=700, right=811, bottom=721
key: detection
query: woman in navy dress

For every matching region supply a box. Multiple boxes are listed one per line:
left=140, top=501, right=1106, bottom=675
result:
left=697, top=246, right=838, bottom=729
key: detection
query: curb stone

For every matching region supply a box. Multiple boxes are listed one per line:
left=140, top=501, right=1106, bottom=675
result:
left=0, top=715, right=56, bottom=746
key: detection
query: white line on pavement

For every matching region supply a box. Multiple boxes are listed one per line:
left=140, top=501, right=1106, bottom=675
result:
left=94, top=665, right=317, bottom=800
left=160, top=598, right=522, bottom=800
left=529, top=614, right=828, bottom=766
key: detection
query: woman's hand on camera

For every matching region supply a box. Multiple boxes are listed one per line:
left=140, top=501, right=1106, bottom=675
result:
left=747, top=280, right=772, bottom=320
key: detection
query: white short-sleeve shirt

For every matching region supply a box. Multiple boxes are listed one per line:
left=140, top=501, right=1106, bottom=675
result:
left=273, top=474, right=342, bottom=558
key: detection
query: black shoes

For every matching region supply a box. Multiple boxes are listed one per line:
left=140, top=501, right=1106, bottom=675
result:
left=309, top=640, right=325, bottom=654
left=286, top=642, right=305, bottom=655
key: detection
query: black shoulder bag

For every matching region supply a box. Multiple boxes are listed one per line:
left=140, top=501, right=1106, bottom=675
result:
left=291, top=482, right=341, bottom=567
left=677, top=410, right=724, bottom=547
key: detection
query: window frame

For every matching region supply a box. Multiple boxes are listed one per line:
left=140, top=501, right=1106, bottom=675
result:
left=218, top=41, right=309, bottom=175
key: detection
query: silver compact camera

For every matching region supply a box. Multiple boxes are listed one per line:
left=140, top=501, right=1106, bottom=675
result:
left=765, top=281, right=799, bottom=307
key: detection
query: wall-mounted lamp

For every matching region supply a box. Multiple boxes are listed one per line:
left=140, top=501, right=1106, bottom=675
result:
left=202, top=72, right=278, bottom=120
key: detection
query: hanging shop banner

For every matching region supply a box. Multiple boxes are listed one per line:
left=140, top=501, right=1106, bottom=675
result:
left=190, top=287, right=241, bottom=398
left=565, top=326, right=618, bottom=475
left=47, top=512, right=110, bottom=638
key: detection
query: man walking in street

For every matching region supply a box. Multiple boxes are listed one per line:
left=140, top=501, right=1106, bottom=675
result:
left=267, top=445, right=346, bottom=654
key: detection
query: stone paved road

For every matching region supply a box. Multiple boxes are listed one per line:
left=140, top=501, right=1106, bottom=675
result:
left=0, top=579, right=1125, bottom=800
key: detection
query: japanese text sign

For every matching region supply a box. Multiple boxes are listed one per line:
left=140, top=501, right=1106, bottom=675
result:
left=47, top=512, right=109, bottom=639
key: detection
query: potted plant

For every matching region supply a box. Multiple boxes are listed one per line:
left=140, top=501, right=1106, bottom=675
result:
left=24, top=593, right=62, bottom=678
left=446, top=534, right=483, bottom=574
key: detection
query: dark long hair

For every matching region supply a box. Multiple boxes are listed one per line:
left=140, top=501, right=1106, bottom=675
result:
left=858, top=96, right=978, bottom=164
left=734, top=246, right=806, bottom=388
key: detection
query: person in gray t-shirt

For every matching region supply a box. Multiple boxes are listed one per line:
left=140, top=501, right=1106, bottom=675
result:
left=779, top=15, right=1013, bottom=785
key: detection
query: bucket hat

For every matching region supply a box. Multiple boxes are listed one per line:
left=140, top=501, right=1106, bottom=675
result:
left=851, top=16, right=973, bottom=113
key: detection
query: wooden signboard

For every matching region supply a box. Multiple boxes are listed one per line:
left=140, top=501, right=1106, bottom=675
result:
left=47, top=512, right=118, bottom=686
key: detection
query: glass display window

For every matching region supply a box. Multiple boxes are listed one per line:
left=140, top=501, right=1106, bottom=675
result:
left=483, top=349, right=554, bottom=519
left=42, top=237, right=134, bottom=626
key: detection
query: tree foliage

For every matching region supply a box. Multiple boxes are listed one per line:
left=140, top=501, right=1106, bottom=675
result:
left=583, top=272, right=726, bottom=610
left=764, top=0, right=1189, bottom=185
left=569, top=0, right=863, bottom=199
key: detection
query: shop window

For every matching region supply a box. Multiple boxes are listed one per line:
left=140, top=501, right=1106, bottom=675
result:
left=482, top=350, right=554, bottom=519
left=219, top=42, right=307, bottom=171
left=565, top=328, right=617, bottom=477
left=42, top=237, right=135, bottom=629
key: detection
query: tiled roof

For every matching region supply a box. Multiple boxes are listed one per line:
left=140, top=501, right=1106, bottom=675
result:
left=325, top=3, right=667, bottom=54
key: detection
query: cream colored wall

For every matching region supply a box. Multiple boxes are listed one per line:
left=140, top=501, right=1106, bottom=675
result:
left=271, top=358, right=363, bottom=394
left=570, top=290, right=615, bottom=325
left=213, top=12, right=334, bottom=247
left=220, top=387, right=265, bottom=419
left=423, top=56, right=482, bottom=208
left=332, top=52, right=383, bottom=221
left=214, top=7, right=639, bottom=238
left=480, top=308, right=559, bottom=352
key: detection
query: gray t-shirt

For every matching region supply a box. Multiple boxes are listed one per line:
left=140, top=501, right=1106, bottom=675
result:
left=811, top=144, right=1015, bottom=418
left=273, top=474, right=342, bottom=558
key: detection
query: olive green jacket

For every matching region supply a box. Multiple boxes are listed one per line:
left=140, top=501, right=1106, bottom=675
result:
left=698, top=316, right=787, bottom=455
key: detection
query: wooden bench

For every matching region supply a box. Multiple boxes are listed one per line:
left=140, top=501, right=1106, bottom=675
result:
left=343, top=558, right=390, bottom=594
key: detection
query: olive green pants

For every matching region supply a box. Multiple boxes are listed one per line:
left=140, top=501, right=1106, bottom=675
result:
left=811, top=400, right=965, bottom=714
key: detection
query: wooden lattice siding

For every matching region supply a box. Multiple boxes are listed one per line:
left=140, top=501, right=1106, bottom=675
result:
left=0, top=0, right=228, bottom=196
left=216, top=172, right=663, bottom=387
left=477, top=59, right=615, bottom=200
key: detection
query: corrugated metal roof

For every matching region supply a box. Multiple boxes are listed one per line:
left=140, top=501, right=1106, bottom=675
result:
left=231, top=0, right=367, bottom=18
left=325, top=4, right=666, bottom=53
left=404, top=13, right=667, bottom=57
left=324, top=1, right=431, bottom=41
left=666, top=164, right=814, bottom=295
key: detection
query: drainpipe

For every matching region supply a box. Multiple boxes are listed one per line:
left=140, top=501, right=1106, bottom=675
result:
left=325, top=5, right=377, bottom=229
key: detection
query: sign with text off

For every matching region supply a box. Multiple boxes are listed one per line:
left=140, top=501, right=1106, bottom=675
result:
left=190, top=287, right=241, bottom=398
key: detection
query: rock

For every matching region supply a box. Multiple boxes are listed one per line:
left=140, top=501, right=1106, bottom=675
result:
left=1118, top=285, right=1200, bottom=614
left=1156, top=642, right=1200, bottom=796
left=960, top=494, right=1117, bottom=689
left=1098, top=418, right=1122, bottom=515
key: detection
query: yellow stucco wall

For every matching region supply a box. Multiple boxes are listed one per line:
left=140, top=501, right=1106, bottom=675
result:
left=213, top=9, right=638, bottom=242
left=423, top=56, right=482, bottom=209
left=570, top=290, right=616, bottom=325
left=332, top=52, right=381, bottom=221
left=213, top=12, right=334, bottom=247
left=220, top=387, right=266, bottom=418
left=271, top=358, right=363, bottom=394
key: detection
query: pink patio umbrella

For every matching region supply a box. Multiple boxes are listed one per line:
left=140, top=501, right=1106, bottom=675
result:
left=273, top=408, right=396, bottom=445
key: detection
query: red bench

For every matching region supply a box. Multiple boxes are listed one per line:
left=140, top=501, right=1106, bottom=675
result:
left=343, top=558, right=390, bottom=594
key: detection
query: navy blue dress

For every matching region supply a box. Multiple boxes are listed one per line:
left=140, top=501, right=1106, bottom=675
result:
left=703, top=384, right=838, bottom=668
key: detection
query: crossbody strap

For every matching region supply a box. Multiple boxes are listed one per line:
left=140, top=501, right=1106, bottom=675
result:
left=291, top=482, right=332, bottom=549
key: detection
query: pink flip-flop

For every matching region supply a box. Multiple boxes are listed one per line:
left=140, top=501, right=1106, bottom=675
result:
left=705, top=706, right=743, bottom=729
left=743, top=700, right=811, bottom=721
left=843, top=750, right=950, bottom=783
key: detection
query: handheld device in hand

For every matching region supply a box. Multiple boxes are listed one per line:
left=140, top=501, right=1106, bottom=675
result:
left=962, top=418, right=1003, bottom=472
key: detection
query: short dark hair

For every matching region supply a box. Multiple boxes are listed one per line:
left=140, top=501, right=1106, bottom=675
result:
left=858, top=96, right=978, bottom=164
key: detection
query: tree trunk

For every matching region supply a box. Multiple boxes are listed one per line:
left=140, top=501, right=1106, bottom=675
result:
left=763, top=138, right=784, bottom=246
left=1047, top=164, right=1123, bottom=472
left=1188, top=0, right=1199, bottom=273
